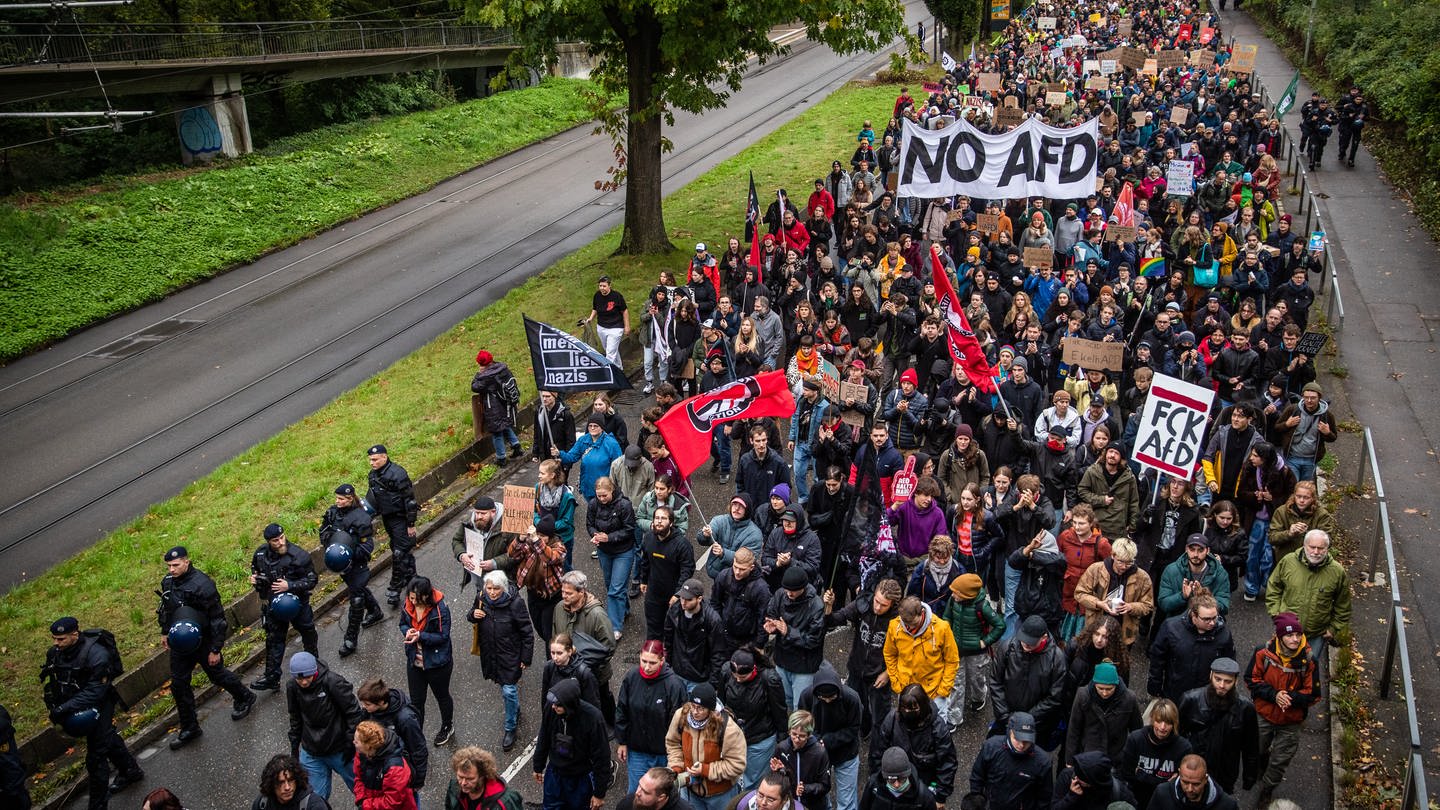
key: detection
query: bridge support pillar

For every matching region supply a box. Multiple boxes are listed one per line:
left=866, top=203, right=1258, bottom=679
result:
left=176, top=73, right=252, bottom=165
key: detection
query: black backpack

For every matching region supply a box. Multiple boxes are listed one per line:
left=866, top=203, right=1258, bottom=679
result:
left=83, top=629, right=124, bottom=681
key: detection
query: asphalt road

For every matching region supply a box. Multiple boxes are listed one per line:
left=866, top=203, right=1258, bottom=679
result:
left=66, top=386, right=1329, bottom=809
left=0, top=9, right=924, bottom=589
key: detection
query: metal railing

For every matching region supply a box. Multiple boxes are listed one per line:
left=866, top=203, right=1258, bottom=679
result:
left=0, top=19, right=511, bottom=67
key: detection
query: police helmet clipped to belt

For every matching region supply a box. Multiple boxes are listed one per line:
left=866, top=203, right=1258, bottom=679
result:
left=167, top=605, right=207, bottom=654
left=269, top=591, right=303, bottom=622
left=60, top=707, right=101, bottom=737
left=324, top=529, right=356, bottom=573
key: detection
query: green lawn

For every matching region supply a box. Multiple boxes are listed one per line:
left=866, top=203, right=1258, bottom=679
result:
left=0, top=80, right=901, bottom=743
left=0, top=79, right=595, bottom=360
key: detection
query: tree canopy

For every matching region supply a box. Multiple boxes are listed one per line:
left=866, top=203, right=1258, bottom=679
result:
left=469, top=0, right=913, bottom=253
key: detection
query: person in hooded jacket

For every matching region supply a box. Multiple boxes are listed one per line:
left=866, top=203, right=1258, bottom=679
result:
left=765, top=567, right=827, bottom=710
left=768, top=711, right=831, bottom=810
left=805, top=467, right=854, bottom=599
left=967, top=711, right=1051, bottom=810
left=252, top=754, right=331, bottom=810
left=353, top=721, right=416, bottom=810
left=286, top=651, right=362, bottom=800
left=1178, top=657, right=1259, bottom=795
left=541, top=634, right=603, bottom=727
left=1007, top=529, right=1066, bottom=642
left=1051, top=751, right=1136, bottom=810
left=859, top=747, right=937, bottom=810
left=940, top=573, right=1004, bottom=726
left=796, top=665, right=863, bottom=810
left=823, top=579, right=902, bottom=737
left=639, top=506, right=696, bottom=640
left=1064, top=662, right=1141, bottom=764
left=533, top=677, right=613, bottom=810
left=713, top=548, right=772, bottom=660
left=721, top=649, right=790, bottom=791
left=991, top=476, right=1056, bottom=634
left=357, top=679, right=428, bottom=801
left=1116, top=699, right=1192, bottom=809
left=1148, top=591, right=1236, bottom=703
left=617, top=640, right=691, bottom=793
left=882, top=596, right=960, bottom=727
left=885, top=476, right=949, bottom=563
left=467, top=571, right=534, bottom=752
left=444, top=746, right=524, bottom=810
left=870, top=686, right=957, bottom=806
left=471, top=352, right=522, bottom=467
left=701, top=495, right=764, bottom=579
left=761, top=506, right=822, bottom=592
left=989, top=615, right=1068, bottom=749
left=1055, top=504, right=1111, bottom=641
left=664, top=579, right=728, bottom=691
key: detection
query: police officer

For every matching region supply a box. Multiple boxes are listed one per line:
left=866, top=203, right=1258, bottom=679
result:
left=1297, top=92, right=1322, bottom=154
left=249, top=524, right=320, bottom=691
left=365, top=444, right=419, bottom=607
left=155, top=546, right=256, bottom=749
left=41, top=618, right=143, bottom=809
left=0, top=703, right=30, bottom=810
left=1338, top=88, right=1368, bottom=168
left=321, top=483, right=385, bottom=658
left=1304, top=97, right=1338, bottom=171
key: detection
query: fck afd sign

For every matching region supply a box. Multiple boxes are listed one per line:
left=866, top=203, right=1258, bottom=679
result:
left=1132, top=374, right=1215, bottom=481
left=897, top=116, right=1100, bottom=199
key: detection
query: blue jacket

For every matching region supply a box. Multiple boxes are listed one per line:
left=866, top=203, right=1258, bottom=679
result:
left=789, top=396, right=831, bottom=446
left=534, top=485, right=578, bottom=546
left=558, top=432, right=624, bottom=498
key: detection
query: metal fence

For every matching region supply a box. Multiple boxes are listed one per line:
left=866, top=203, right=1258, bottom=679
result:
left=0, top=19, right=511, bottom=67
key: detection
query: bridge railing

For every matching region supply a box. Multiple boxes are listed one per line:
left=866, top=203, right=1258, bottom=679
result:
left=0, top=19, right=511, bottom=66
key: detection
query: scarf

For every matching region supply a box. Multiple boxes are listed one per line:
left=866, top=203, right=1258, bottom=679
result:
left=538, top=483, right=564, bottom=511
left=927, top=559, right=951, bottom=588
left=795, top=350, right=819, bottom=376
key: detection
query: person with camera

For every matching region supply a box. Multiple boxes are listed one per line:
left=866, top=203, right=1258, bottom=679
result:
left=156, top=546, right=257, bottom=750
left=41, top=617, right=144, bottom=809
left=250, top=523, right=320, bottom=692
left=321, top=483, right=386, bottom=659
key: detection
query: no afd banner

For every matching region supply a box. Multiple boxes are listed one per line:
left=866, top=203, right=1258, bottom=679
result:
left=897, top=116, right=1100, bottom=200
left=1132, top=373, right=1214, bottom=480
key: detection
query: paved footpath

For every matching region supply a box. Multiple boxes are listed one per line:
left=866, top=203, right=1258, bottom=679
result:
left=1220, top=5, right=1440, bottom=795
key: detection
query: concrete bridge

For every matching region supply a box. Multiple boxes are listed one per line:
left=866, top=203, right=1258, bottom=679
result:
left=0, top=19, right=522, bottom=160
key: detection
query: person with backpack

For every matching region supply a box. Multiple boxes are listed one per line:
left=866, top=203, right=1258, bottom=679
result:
left=286, top=652, right=363, bottom=801
left=357, top=678, right=429, bottom=803
left=472, top=350, right=524, bottom=467
left=42, top=617, right=144, bottom=810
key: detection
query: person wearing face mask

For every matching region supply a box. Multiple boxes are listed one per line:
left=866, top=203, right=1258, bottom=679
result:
left=967, top=712, right=1052, bottom=810
left=860, top=747, right=937, bottom=810
left=1050, top=750, right=1136, bottom=810
left=761, top=507, right=822, bottom=594
left=533, top=677, right=613, bottom=810
left=870, top=686, right=957, bottom=808
left=1177, top=658, right=1259, bottom=795
left=796, top=667, right=863, bottom=810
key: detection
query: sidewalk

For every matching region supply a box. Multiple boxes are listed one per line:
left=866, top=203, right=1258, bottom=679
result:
left=1220, top=5, right=1440, bottom=796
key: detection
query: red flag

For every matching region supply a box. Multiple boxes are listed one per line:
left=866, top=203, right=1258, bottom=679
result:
left=657, top=371, right=797, bottom=479
left=931, top=251, right=998, bottom=394
left=1114, top=181, right=1136, bottom=228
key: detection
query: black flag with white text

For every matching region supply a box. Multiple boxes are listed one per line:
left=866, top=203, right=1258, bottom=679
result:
left=524, top=315, right=632, bottom=393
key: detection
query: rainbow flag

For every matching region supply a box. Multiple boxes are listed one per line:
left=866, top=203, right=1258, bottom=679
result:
left=1140, top=256, right=1166, bottom=278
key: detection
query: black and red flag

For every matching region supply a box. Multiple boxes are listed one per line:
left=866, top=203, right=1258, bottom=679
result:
left=931, top=251, right=999, bottom=393
left=745, top=171, right=764, bottom=282
left=656, top=371, right=795, bottom=478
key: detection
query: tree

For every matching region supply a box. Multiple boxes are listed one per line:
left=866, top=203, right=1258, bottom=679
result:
left=469, top=0, right=911, bottom=254
left=924, top=0, right=983, bottom=56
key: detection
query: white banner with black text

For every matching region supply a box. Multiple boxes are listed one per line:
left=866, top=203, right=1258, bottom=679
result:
left=896, top=116, right=1101, bottom=199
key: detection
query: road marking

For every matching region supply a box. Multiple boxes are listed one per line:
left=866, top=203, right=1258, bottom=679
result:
left=502, top=737, right=540, bottom=783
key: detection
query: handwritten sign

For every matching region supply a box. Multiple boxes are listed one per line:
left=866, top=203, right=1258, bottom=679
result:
left=1166, top=159, right=1195, bottom=196
left=977, top=72, right=1002, bottom=92
left=1170, top=106, right=1189, bottom=125
left=976, top=213, right=1001, bottom=233
left=1132, top=110, right=1150, bottom=126
left=1045, top=91, right=1067, bottom=107
left=1023, top=246, right=1054, bottom=269
left=1230, top=44, right=1258, bottom=74
left=1100, top=59, right=1118, bottom=75
left=1296, top=331, right=1329, bottom=356
left=1118, top=18, right=1133, bottom=35
left=818, top=357, right=840, bottom=401
left=1025, top=41, right=1043, bottom=57
left=1118, top=46, right=1148, bottom=69
left=501, top=484, right=535, bottom=534
left=1083, top=59, right=1100, bottom=74
left=1157, top=49, right=1187, bottom=70
left=1141, top=58, right=1158, bottom=76
left=1003, top=94, right=1019, bottom=108
left=1104, top=224, right=1138, bottom=243
left=1038, top=15, right=1056, bottom=29
left=1190, top=49, right=1217, bottom=67
left=995, top=106, right=1026, bottom=128
left=839, top=382, right=870, bottom=427
left=1062, top=337, right=1127, bottom=371
left=1087, top=76, right=1109, bottom=91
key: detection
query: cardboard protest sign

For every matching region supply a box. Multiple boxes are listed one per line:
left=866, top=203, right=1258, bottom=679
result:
left=1083, top=59, right=1100, bottom=74
left=1166, top=159, right=1195, bottom=196
left=1296, top=331, right=1329, bottom=356
left=976, top=213, right=1001, bottom=233
left=995, top=106, right=1026, bottom=128
left=1117, top=46, right=1147, bottom=69
left=1230, top=44, right=1258, bottom=74
left=1131, top=373, right=1215, bottom=480
left=1118, top=18, right=1133, bottom=34
left=1104, top=224, right=1138, bottom=243
left=502, top=484, right=536, bottom=534
left=1045, top=91, right=1067, bottom=107
left=1062, top=338, right=1127, bottom=371
left=1132, top=110, right=1149, bottom=126
left=1157, top=50, right=1186, bottom=70
left=1003, top=94, right=1019, bottom=107
left=1023, top=247, right=1054, bottom=269
left=1025, top=41, right=1043, bottom=57
left=978, top=72, right=1002, bottom=92
left=964, top=95, right=986, bottom=108
left=1087, top=76, right=1109, bottom=91
left=1141, top=58, right=1158, bottom=76
left=1046, top=81, right=1067, bottom=94
left=1038, top=15, right=1056, bottom=29
left=947, top=208, right=968, bottom=222
left=839, top=382, right=870, bottom=427
left=1170, top=106, right=1189, bottom=125
left=1100, top=59, right=1118, bottom=75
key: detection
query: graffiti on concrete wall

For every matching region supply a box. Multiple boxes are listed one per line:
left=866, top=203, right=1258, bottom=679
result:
left=178, top=106, right=223, bottom=157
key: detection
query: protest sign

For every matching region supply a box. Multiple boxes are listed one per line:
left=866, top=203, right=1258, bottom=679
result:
left=897, top=116, right=1100, bottom=199
left=995, top=106, right=1026, bottom=128
left=1131, top=373, right=1215, bottom=480
left=1025, top=41, right=1043, bottom=57
left=1045, top=91, right=1067, bottom=107
left=1062, top=338, right=1127, bottom=371
left=1087, top=76, right=1109, bottom=91
left=1296, top=331, right=1329, bottom=356
left=1104, top=224, right=1138, bottom=243
left=1118, top=46, right=1147, bottom=69
left=839, top=382, right=870, bottom=427
left=1003, top=94, right=1019, bottom=108
left=1157, top=50, right=1186, bottom=70
left=1177, top=23, right=1193, bottom=41
left=1083, top=59, right=1100, bottom=74
left=1141, top=58, right=1158, bottom=76
left=964, top=95, right=986, bottom=108
left=818, top=358, right=840, bottom=401
left=1132, top=110, right=1149, bottom=127
left=1118, top=18, right=1132, bottom=34
left=1100, top=59, right=1118, bottom=75
left=990, top=0, right=1010, bottom=20
left=1023, top=247, right=1054, bottom=269
left=1199, top=26, right=1215, bottom=44
left=1230, top=44, right=1258, bottom=74
left=1038, top=15, right=1056, bottom=29
left=501, top=484, right=536, bottom=534
left=977, top=72, right=1002, bottom=91
left=1190, top=49, right=1217, bottom=66
left=1166, top=159, right=1195, bottom=196
left=976, top=213, right=1001, bottom=233
left=1170, top=106, right=1189, bottom=124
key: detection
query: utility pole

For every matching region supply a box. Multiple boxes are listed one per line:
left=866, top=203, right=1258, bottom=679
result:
left=1302, top=0, right=1317, bottom=65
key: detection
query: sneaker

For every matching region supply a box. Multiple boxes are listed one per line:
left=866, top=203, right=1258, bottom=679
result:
left=249, top=676, right=280, bottom=691
left=231, top=690, right=257, bottom=721
left=109, top=770, right=145, bottom=792
left=643, top=383, right=654, bottom=394
left=614, top=630, right=623, bottom=642
left=591, top=549, right=599, bottom=559
left=169, top=727, right=203, bottom=750
left=433, top=725, right=454, bottom=747
left=362, top=611, right=386, bottom=629
left=502, top=728, right=517, bottom=752
left=1243, top=592, right=1257, bottom=602
left=719, top=473, right=730, bottom=484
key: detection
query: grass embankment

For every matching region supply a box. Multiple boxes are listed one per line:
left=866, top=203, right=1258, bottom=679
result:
left=0, top=80, right=899, bottom=742
left=0, top=78, right=596, bottom=360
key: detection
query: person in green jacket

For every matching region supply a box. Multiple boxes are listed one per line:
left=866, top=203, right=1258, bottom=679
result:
left=444, top=745, right=523, bottom=810
left=941, top=573, right=1004, bottom=728
left=1157, top=534, right=1232, bottom=621
left=1266, top=530, right=1352, bottom=670
left=1077, top=444, right=1140, bottom=541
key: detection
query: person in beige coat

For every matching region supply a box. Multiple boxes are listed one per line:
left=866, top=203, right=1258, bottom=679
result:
left=1073, top=538, right=1156, bottom=648
left=664, top=683, right=747, bottom=809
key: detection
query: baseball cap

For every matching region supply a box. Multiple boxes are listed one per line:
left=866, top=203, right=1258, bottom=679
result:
left=1018, top=615, right=1049, bottom=645
left=1185, top=533, right=1210, bottom=548
left=1008, top=712, right=1038, bottom=742
left=695, top=242, right=707, bottom=252
left=677, top=579, right=705, bottom=600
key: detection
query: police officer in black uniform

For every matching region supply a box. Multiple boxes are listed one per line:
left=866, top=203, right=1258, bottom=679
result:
left=365, top=444, right=419, bottom=607
left=1338, top=88, right=1368, bottom=168
left=155, top=546, right=256, bottom=749
left=248, top=524, right=320, bottom=691
left=1304, top=97, right=1338, bottom=171
left=1297, top=92, right=1322, bottom=155
left=321, top=483, right=386, bottom=658
left=41, top=618, right=143, bottom=809
left=0, top=703, right=30, bottom=810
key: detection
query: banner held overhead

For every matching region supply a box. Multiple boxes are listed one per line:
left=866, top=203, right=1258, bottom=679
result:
left=896, top=116, right=1100, bottom=200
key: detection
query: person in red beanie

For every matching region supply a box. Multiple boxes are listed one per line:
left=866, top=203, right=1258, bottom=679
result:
left=1244, top=610, right=1317, bottom=808
left=471, top=350, right=523, bottom=467
left=881, top=368, right=928, bottom=451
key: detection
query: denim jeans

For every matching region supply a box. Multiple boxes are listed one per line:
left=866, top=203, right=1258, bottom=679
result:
left=597, top=547, right=634, bottom=631
left=712, top=429, right=732, bottom=474
left=687, top=787, right=739, bottom=810
left=627, top=750, right=668, bottom=794
left=643, top=345, right=663, bottom=388
left=776, top=668, right=814, bottom=711
left=1002, top=562, right=1022, bottom=631
left=1287, top=456, right=1317, bottom=483
left=501, top=682, right=520, bottom=731
left=743, top=739, right=774, bottom=790
left=833, top=756, right=860, bottom=810
left=491, top=427, right=519, bottom=461
left=300, top=748, right=354, bottom=800
left=791, top=441, right=815, bottom=501
left=1245, top=518, right=1274, bottom=596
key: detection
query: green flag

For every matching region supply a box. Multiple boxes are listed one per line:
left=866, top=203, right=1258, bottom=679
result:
left=1274, top=70, right=1300, bottom=119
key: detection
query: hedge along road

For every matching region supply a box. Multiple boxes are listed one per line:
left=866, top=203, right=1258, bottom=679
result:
left=0, top=4, right=927, bottom=590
